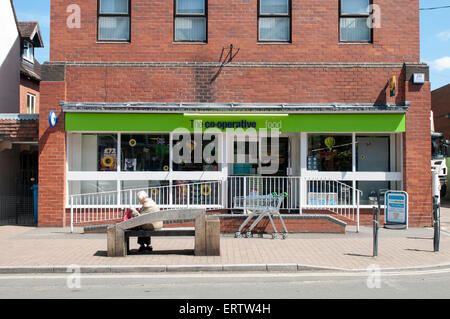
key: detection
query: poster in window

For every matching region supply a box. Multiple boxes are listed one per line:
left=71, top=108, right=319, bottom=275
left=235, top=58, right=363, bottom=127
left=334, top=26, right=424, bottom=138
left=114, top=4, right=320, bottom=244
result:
left=124, top=158, right=137, bottom=171
left=100, top=147, right=117, bottom=171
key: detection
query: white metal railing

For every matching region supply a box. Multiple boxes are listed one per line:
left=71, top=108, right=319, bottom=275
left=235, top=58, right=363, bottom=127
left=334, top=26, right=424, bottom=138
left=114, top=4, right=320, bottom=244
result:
left=69, top=181, right=223, bottom=232
left=304, top=177, right=362, bottom=232
left=69, top=177, right=361, bottom=232
left=227, top=176, right=302, bottom=212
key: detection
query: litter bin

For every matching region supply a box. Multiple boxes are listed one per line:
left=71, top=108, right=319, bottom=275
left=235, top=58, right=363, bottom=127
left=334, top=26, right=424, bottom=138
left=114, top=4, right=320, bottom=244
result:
left=31, top=184, right=38, bottom=225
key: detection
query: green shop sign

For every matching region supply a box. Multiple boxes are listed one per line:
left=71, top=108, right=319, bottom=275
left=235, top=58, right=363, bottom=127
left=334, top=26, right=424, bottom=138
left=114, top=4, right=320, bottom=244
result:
left=65, top=113, right=405, bottom=133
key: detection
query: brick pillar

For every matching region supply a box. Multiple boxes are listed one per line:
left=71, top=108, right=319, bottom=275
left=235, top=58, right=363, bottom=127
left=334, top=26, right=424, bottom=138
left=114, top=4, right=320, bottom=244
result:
left=38, top=81, right=66, bottom=227
left=403, top=64, right=432, bottom=227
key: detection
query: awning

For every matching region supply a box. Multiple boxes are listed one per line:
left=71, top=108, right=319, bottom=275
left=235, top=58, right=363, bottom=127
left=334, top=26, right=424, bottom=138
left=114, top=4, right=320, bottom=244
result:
left=62, top=102, right=407, bottom=132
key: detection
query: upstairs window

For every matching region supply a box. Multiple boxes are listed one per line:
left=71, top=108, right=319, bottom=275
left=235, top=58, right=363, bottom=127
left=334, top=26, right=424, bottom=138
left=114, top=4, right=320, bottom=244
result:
left=258, top=0, right=291, bottom=42
left=23, top=41, right=34, bottom=62
left=27, top=93, right=36, bottom=114
left=174, top=0, right=207, bottom=42
left=339, top=0, right=372, bottom=42
left=98, top=0, right=131, bottom=41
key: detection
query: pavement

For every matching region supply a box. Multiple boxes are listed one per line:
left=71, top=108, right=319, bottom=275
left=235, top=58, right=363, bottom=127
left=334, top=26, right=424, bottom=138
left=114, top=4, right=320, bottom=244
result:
left=0, top=205, right=450, bottom=274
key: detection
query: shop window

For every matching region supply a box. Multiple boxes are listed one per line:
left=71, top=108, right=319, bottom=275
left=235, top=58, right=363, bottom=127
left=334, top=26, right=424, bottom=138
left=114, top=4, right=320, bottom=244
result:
left=357, top=181, right=401, bottom=205
left=172, top=133, right=219, bottom=171
left=174, top=0, right=207, bottom=42
left=121, top=134, right=170, bottom=172
left=307, top=180, right=353, bottom=206
left=339, top=0, right=371, bottom=42
left=120, top=180, right=170, bottom=206
left=258, top=0, right=291, bottom=42
left=68, top=180, right=117, bottom=200
left=68, top=133, right=118, bottom=171
left=307, top=135, right=352, bottom=172
left=172, top=180, right=221, bottom=206
left=356, top=136, right=390, bottom=172
left=98, top=0, right=131, bottom=41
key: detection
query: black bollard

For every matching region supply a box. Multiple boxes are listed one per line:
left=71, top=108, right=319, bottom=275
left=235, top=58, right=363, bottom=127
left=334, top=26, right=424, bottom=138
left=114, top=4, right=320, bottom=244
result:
left=373, top=206, right=379, bottom=257
left=433, top=196, right=440, bottom=252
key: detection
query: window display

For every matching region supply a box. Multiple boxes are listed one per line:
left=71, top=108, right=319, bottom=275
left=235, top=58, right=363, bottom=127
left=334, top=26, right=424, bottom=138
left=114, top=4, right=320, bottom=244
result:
left=121, top=134, right=170, bottom=171
left=308, top=135, right=352, bottom=172
left=172, top=134, right=219, bottom=171
left=68, top=133, right=117, bottom=171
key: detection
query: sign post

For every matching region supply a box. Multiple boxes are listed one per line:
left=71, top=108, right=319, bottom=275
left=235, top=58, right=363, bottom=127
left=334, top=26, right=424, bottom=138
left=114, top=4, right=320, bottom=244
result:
left=432, top=171, right=441, bottom=252
left=384, top=191, right=408, bottom=230
left=372, top=205, right=379, bottom=257
left=433, top=196, right=440, bottom=252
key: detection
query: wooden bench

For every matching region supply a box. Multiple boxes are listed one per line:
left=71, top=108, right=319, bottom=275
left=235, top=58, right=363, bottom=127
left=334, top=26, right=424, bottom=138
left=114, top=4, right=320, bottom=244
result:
left=107, top=209, right=220, bottom=257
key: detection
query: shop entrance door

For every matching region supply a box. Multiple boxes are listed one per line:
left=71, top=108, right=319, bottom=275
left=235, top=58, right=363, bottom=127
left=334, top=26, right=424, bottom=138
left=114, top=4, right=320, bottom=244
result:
left=261, top=137, right=290, bottom=176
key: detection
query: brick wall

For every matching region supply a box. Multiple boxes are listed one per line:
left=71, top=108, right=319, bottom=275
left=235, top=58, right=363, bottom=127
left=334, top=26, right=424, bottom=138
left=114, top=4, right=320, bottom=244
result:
left=64, top=64, right=406, bottom=104
left=403, top=80, right=432, bottom=227
left=50, top=0, right=419, bottom=63
left=19, top=77, right=40, bottom=114
left=38, top=81, right=66, bottom=227
left=431, top=84, right=450, bottom=139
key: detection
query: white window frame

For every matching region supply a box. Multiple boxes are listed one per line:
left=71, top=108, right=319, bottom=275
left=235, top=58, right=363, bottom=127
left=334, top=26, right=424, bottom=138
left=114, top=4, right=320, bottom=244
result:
left=258, top=0, right=292, bottom=43
left=23, top=41, right=34, bottom=63
left=66, top=131, right=227, bottom=206
left=301, top=132, right=403, bottom=208
left=26, top=93, right=36, bottom=114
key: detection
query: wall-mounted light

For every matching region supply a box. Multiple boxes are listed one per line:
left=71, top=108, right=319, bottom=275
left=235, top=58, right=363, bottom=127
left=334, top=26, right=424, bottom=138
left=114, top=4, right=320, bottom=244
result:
left=388, top=76, right=397, bottom=97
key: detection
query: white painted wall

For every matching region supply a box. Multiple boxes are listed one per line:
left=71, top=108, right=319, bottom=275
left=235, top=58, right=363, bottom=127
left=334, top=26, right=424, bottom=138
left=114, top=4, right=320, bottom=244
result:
left=0, top=0, right=20, bottom=113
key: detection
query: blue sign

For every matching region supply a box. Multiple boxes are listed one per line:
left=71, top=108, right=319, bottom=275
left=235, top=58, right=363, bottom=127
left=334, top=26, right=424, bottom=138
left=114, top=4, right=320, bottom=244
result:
left=49, top=111, right=58, bottom=127
left=385, top=191, right=408, bottom=225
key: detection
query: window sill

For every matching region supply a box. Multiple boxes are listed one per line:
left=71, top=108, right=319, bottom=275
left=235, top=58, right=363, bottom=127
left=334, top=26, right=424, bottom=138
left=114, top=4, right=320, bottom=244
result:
left=339, top=42, right=373, bottom=45
left=96, top=41, right=131, bottom=44
left=257, top=42, right=292, bottom=45
left=22, top=56, right=34, bottom=64
left=172, top=42, right=208, bottom=45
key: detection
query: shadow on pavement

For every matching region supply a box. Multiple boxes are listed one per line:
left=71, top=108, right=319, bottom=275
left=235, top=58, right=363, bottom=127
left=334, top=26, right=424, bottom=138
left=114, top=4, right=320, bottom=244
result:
left=94, top=249, right=195, bottom=257
left=344, top=253, right=373, bottom=258
left=405, top=248, right=435, bottom=253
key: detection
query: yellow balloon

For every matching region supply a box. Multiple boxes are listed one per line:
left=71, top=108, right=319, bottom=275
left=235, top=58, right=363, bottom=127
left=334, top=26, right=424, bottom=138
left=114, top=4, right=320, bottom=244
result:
left=325, top=137, right=335, bottom=148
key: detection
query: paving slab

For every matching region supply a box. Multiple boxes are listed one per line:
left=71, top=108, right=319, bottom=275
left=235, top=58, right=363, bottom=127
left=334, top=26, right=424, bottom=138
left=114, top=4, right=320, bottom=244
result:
left=0, top=208, right=449, bottom=274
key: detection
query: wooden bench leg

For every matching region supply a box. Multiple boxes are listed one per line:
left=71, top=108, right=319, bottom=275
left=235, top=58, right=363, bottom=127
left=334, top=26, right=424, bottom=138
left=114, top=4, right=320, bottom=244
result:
left=107, top=226, right=126, bottom=257
left=195, top=215, right=221, bottom=256
left=206, top=218, right=221, bottom=256
left=194, top=214, right=206, bottom=256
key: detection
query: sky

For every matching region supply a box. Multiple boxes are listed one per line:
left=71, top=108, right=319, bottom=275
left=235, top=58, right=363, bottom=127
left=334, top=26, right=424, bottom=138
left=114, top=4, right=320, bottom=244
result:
left=11, top=0, right=450, bottom=90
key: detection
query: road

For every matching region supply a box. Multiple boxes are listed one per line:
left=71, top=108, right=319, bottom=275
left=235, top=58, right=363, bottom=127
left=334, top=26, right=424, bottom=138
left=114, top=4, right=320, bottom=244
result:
left=0, top=268, right=449, bottom=299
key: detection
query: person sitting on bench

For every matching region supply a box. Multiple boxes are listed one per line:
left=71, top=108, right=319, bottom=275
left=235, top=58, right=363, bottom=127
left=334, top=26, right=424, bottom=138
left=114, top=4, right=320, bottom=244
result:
left=130, top=191, right=163, bottom=252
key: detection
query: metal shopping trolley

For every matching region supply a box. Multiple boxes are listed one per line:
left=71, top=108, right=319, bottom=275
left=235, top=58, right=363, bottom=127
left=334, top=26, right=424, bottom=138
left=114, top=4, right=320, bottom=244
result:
left=234, top=192, right=288, bottom=239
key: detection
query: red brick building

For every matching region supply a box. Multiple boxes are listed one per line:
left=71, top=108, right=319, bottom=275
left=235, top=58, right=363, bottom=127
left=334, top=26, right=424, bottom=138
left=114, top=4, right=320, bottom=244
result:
left=0, top=1, right=42, bottom=225
left=39, top=0, right=432, bottom=230
left=18, top=22, right=44, bottom=115
left=432, top=84, right=450, bottom=140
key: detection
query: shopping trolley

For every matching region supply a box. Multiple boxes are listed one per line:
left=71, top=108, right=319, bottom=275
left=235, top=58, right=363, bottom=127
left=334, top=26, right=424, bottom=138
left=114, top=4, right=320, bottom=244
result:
left=234, top=192, right=288, bottom=239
